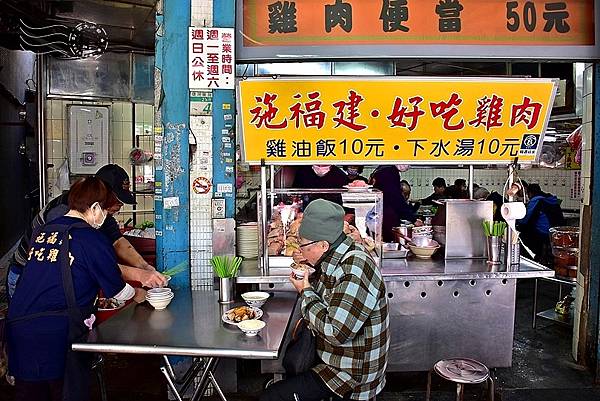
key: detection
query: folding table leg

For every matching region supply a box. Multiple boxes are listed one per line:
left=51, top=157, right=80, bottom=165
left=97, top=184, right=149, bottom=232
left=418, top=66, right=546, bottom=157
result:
left=532, top=278, right=539, bottom=329
left=209, top=371, right=228, bottom=401
left=191, top=357, right=219, bottom=401
left=162, top=355, right=176, bottom=381
left=160, top=366, right=184, bottom=401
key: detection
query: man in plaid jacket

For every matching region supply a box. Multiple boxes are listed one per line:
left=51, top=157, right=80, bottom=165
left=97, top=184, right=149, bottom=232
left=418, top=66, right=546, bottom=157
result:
left=261, top=199, right=389, bottom=401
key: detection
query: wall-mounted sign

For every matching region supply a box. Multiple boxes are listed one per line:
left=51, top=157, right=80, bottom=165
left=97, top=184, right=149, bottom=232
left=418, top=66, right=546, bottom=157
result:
left=190, top=90, right=213, bottom=116
left=192, top=176, right=213, bottom=194
left=237, top=0, right=599, bottom=60
left=238, top=77, right=557, bottom=165
left=189, top=27, right=235, bottom=89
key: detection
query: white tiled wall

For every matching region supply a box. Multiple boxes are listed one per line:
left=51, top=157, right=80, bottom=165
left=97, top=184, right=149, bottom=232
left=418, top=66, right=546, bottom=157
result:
left=190, top=116, right=214, bottom=290
left=401, top=167, right=579, bottom=210
left=45, top=99, right=155, bottom=226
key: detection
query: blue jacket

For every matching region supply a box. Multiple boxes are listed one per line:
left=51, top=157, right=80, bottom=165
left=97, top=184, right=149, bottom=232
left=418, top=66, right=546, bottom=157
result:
left=516, top=195, right=563, bottom=236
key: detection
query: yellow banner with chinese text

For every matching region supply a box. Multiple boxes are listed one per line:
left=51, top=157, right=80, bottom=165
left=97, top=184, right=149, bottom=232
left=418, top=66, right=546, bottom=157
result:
left=238, top=77, right=557, bottom=165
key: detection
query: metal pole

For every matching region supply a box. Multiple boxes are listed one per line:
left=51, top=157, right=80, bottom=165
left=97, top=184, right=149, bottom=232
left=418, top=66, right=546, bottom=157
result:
left=270, top=165, right=275, bottom=211
left=505, top=164, right=516, bottom=270
left=261, top=165, right=269, bottom=276
left=36, top=55, right=47, bottom=208
left=468, top=165, right=474, bottom=199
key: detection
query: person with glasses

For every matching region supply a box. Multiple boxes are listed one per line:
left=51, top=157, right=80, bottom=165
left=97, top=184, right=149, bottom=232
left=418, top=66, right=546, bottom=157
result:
left=261, top=199, right=389, bottom=401
left=6, top=164, right=166, bottom=301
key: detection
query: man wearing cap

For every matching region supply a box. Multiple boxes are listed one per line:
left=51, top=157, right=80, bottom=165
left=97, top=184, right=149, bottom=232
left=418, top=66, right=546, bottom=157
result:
left=261, top=199, right=389, bottom=401
left=6, top=164, right=166, bottom=300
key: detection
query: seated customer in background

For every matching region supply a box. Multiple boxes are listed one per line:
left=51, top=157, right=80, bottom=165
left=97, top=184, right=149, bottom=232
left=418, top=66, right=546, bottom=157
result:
left=421, top=177, right=447, bottom=205
left=516, top=183, right=565, bottom=263
left=400, top=180, right=420, bottom=212
left=446, top=178, right=469, bottom=199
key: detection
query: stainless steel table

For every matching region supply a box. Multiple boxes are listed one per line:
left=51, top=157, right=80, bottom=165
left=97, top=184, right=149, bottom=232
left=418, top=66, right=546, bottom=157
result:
left=73, top=290, right=297, bottom=401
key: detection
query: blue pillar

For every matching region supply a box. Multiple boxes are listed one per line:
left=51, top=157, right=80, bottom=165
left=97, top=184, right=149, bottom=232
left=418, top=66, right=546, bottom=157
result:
left=212, top=0, right=236, bottom=219
left=155, top=0, right=191, bottom=287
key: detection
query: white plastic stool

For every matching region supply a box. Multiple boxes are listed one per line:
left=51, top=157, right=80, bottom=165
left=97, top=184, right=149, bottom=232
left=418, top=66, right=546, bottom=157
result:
left=425, top=358, right=494, bottom=401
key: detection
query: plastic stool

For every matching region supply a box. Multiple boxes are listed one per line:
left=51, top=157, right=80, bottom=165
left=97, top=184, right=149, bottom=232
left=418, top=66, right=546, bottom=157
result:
left=425, top=358, right=494, bottom=401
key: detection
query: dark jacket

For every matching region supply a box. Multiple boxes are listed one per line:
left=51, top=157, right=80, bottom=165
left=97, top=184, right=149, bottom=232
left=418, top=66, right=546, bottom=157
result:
left=516, top=194, right=565, bottom=236
left=371, top=166, right=416, bottom=242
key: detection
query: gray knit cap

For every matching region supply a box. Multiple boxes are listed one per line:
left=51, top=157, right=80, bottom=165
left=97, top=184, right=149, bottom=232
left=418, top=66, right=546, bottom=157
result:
left=299, top=199, right=344, bottom=243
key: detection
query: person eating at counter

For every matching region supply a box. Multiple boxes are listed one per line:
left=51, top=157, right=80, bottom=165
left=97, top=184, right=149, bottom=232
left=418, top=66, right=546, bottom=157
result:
left=421, top=177, right=447, bottom=205
left=400, top=179, right=420, bottom=213
left=6, top=177, right=146, bottom=401
left=6, top=164, right=167, bottom=301
left=370, top=165, right=419, bottom=242
left=261, top=199, right=389, bottom=401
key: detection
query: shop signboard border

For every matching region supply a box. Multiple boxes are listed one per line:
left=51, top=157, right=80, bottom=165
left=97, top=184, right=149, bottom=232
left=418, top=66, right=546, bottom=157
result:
left=236, top=76, right=558, bottom=166
left=235, top=0, right=600, bottom=61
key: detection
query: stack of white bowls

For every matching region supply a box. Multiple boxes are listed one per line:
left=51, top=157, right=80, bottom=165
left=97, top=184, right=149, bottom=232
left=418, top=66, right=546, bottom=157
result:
left=146, top=288, right=174, bottom=310
left=237, top=222, right=259, bottom=259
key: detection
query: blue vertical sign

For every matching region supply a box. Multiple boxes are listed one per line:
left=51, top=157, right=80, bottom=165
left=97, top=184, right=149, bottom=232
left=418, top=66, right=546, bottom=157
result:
left=155, top=0, right=191, bottom=287
left=212, top=0, right=236, bottom=218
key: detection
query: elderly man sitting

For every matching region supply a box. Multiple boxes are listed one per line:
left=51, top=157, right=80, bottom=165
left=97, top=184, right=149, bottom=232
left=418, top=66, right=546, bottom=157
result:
left=261, top=199, right=389, bottom=401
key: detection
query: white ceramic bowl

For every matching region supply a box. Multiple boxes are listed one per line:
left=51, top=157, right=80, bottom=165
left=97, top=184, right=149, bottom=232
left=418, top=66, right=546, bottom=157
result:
left=148, top=288, right=172, bottom=296
left=147, top=292, right=174, bottom=301
left=241, top=291, right=270, bottom=308
left=238, top=319, right=266, bottom=336
left=147, top=295, right=173, bottom=310
left=291, top=266, right=316, bottom=280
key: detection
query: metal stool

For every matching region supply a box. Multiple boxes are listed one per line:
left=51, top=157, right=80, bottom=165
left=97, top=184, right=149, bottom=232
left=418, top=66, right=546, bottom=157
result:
left=425, top=358, right=494, bottom=401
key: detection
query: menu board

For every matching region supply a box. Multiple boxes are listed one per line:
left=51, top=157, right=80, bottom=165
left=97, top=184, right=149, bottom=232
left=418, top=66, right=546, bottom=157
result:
left=238, top=77, right=557, bottom=165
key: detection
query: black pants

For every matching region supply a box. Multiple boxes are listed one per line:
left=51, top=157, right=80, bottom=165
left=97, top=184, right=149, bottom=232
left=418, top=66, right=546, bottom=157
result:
left=260, top=370, right=349, bottom=401
left=14, top=379, right=63, bottom=401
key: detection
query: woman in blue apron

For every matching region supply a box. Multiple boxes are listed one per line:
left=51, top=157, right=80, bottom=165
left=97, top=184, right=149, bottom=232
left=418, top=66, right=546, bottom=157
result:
left=7, top=177, right=143, bottom=401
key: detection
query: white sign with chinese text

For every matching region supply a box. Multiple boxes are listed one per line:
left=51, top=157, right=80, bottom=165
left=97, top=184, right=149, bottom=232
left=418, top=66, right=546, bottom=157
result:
left=189, top=27, right=235, bottom=90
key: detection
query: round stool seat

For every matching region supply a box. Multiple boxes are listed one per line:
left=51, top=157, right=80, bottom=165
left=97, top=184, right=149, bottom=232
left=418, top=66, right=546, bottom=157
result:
left=433, top=358, right=490, bottom=385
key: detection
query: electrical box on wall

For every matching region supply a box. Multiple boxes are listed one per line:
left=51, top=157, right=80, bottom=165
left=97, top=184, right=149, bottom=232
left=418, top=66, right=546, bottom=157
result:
left=68, top=105, right=109, bottom=174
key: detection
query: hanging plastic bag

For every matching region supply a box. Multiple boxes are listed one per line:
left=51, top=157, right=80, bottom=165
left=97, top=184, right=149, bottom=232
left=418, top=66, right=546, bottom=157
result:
left=56, top=158, right=71, bottom=192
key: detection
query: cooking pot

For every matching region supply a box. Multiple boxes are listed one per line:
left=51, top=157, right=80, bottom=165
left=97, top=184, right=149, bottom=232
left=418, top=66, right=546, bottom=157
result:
left=392, top=224, right=413, bottom=243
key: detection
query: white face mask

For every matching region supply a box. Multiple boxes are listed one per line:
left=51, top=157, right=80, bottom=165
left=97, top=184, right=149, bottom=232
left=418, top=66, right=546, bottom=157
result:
left=312, top=165, right=331, bottom=177
left=396, top=164, right=410, bottom=172
left=91, top=202, right=107, bottom=229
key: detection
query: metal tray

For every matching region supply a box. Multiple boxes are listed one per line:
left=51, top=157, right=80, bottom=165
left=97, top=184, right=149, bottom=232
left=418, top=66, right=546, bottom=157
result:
left=382, top=248, right=409, bottom=259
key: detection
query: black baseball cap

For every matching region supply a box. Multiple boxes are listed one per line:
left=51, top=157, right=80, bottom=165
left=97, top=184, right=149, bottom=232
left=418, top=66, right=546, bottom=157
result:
left=96, top=164, right=136, bottom=205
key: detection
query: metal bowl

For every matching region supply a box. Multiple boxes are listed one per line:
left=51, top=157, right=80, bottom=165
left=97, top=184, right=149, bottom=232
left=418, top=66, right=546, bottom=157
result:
left=411, top=237, right=439, bottom=248
left=409, top=244, right=440, bottom=259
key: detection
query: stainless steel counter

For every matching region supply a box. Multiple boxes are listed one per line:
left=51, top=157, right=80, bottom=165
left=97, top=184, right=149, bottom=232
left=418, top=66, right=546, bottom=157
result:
left=237, top=257, right=554, bottom=284
left=381, top=256, right=554, bottom=281
left=237, top=256, right=554, bottom=372
left=73, top=290, right=297, bottom=359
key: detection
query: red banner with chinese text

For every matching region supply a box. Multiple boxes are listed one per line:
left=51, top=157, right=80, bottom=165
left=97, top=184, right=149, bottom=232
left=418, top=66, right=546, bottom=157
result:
left=242, top=0, right=594, bottom=47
